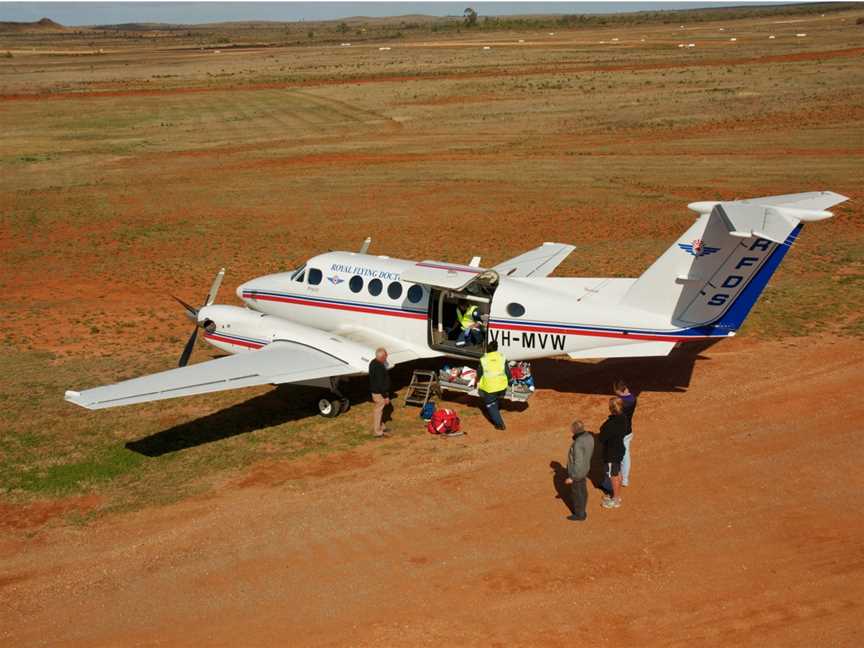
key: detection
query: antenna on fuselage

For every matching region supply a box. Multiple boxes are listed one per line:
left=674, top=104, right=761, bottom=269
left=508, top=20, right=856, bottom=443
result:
left=359, top=237, right=371, bottom=254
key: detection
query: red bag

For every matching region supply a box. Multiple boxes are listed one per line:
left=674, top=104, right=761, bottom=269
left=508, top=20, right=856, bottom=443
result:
left=427, top=408, right=461, bottom=435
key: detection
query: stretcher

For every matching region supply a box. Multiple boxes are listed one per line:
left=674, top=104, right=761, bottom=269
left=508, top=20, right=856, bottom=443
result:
left=436, top=368, right=534, bottom=403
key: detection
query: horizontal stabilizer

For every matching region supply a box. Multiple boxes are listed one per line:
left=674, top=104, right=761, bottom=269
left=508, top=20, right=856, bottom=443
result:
left=715, top=203, right=801, bottom=244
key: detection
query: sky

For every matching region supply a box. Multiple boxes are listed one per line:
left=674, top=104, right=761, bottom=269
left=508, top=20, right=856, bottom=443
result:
left=0, top=1, right=797, bottom=26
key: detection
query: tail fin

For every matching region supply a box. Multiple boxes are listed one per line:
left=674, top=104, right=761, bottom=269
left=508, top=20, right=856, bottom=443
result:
left=621, top=192, right=848, bottom=334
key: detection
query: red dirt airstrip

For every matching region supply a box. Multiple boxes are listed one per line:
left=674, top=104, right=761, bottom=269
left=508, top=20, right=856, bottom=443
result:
left=1, top=336, right=863, bottom=646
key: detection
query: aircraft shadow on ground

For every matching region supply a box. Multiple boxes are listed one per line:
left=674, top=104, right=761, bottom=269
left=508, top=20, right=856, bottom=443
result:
left=126, top=341, right=716, bottom=457
left=533, top=339, right=719, bottom=396
left=125, top=384, right=329, bottom=457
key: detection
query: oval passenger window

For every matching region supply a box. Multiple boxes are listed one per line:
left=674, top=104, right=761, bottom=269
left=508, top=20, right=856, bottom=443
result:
left=387, top=281, right=403, bottom=300
left=349, top=276, right=364, bottom=293
left=368, top=278, right=383, bottom=296
left=407, top=285, right=423, bottom=303
left=507, top=302, right=526, bottom=317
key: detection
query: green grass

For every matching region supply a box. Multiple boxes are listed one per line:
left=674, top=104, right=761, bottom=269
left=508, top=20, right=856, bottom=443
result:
left=0, top=351, right=415, bottom=517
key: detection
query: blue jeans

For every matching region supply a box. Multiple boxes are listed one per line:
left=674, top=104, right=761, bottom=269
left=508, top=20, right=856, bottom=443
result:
left=479, top=389, right=505, bottom=428
left=621, top=433, right=633, bottom=485
left=457, top=327, right=481, bottom=346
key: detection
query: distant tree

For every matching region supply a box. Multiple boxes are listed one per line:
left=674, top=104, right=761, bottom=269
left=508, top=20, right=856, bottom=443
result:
left=337, top=22, right=349, bottom=33
left=464, top=8, right=478, bottom=28
left=307, top=29, right=314, bottom=39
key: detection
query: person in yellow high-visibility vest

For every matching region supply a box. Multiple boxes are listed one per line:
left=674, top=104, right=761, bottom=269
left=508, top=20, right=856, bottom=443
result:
left=477, top=340, right=511, bottom=430
left=456, top=300, right=483, bottom=348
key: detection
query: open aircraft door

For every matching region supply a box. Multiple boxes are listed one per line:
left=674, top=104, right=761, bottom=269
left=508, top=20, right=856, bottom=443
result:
left=400, top=261, right=500, bottom=358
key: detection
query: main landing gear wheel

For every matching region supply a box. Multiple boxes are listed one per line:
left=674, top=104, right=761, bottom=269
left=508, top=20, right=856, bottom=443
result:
left=317, top=397, right=343, bottom=418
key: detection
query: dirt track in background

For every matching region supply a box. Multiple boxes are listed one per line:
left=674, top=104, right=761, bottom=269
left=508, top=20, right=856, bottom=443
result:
left=2, top=337, right=863, bottom=646
left=2, top=45, right=861, bottom=102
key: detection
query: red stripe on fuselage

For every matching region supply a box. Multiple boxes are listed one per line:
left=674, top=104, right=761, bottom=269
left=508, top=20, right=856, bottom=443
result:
left=243, top=292, right=427, bottom=320
left=204, top=333, right=266, bottom=349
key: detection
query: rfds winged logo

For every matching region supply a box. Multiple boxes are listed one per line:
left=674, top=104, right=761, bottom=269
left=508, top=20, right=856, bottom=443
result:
left=327, top=275, right=345, bottom=285
left=678, top=239, right=720, bottom=257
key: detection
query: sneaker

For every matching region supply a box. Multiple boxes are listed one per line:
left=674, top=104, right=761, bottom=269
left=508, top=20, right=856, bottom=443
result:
left=601, top=497, right=621, bottom=509
left=567, top=514, right=587, bottom=522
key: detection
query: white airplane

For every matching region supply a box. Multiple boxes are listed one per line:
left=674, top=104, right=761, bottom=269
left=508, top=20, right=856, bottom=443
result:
left=66, top=191, right=847, bottom=417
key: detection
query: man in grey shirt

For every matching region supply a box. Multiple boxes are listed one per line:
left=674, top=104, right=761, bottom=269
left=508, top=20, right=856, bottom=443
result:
left=565, top=420, right=594, bottom=522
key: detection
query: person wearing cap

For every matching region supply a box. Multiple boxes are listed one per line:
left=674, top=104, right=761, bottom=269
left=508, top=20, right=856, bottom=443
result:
left=476, top=340, right=511, bottom=430
left=564, top=420, right=594, bottom=522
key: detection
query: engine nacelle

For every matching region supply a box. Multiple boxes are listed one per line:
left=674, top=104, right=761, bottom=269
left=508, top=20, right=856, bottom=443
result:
left=196, top=305, right=372, bottom=367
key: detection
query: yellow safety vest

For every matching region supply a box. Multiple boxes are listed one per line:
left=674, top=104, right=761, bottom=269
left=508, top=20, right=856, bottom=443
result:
left=457, top=305, right=478, bottom=330
left=478, top=351, right=508, bottom=393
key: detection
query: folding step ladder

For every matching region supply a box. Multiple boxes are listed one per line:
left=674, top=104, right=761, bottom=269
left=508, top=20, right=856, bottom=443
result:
left=403, top=370, right=439, bottom=407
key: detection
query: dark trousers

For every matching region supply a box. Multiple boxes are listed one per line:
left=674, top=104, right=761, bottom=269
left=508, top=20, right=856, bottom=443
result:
left=570, top=478, right=588, bottom=518
left=479, top=389, right=505, bottom=427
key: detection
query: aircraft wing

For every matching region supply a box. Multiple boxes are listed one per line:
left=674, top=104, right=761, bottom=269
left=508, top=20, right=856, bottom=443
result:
left=65, top=340, right=366, bottom=410
left=493, top=242, right=576, bottom=278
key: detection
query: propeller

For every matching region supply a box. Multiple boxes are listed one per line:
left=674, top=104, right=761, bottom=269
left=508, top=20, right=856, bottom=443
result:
left=173, top=268, right=225, bottom=367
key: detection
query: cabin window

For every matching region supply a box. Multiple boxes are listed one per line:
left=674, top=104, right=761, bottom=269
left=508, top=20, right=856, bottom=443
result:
left=506, top=302, right=526, bottom=317
left=387, top=281, right=403, bottom=300
left=407, top=284, right=423, bottom=303
left=308, top=268, right=322, bottom=286
left=368, top=278, right=383, bottom=296
left=349, top=276, right=364, bottom=293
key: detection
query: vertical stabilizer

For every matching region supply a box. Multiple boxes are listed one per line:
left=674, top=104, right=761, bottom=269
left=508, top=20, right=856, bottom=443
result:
left=621, top=192, right=847, bottom=334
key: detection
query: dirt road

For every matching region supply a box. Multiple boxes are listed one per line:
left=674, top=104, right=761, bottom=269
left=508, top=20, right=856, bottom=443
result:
left=2, top=336, right=862, bottom=646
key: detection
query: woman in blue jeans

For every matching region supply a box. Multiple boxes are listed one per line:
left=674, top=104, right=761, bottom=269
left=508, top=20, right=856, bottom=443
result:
left=614, top=379, right=638, bottom=487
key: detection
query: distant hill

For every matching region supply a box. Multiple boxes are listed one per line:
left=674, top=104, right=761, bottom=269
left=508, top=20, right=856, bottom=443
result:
left=0, top=17, right=69, bottom=33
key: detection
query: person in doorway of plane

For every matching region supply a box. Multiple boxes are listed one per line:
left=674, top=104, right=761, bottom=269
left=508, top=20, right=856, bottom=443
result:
left=455, top=299, right=483, bottom=347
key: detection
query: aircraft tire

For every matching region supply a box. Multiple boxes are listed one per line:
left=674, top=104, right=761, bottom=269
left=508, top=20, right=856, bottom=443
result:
left=317, top=397, right=342, bottom=418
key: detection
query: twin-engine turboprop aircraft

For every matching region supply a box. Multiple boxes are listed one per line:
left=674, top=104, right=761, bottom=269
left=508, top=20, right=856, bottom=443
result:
left=66, top=191, right=847, bottom=417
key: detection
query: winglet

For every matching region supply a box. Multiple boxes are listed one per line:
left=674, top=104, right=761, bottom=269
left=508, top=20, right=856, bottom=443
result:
left=65, top=390, right=88, bottom=408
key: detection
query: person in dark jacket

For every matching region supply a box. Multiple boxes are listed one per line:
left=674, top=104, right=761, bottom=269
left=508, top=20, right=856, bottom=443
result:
left=369, top=348, right=391, bottom=438
left=614, top=379, right=638, bottom=487
left=564, top=420, right=594, bottom=522
left=598, top=396, right=628, bottom=509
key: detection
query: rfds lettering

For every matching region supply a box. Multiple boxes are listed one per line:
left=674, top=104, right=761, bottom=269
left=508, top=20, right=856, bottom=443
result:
left=707, top=238, right=772, bottom=307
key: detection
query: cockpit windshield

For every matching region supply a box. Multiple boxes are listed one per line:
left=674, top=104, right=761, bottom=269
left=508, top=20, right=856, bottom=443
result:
left=290, top=264, right=307, bottom=282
